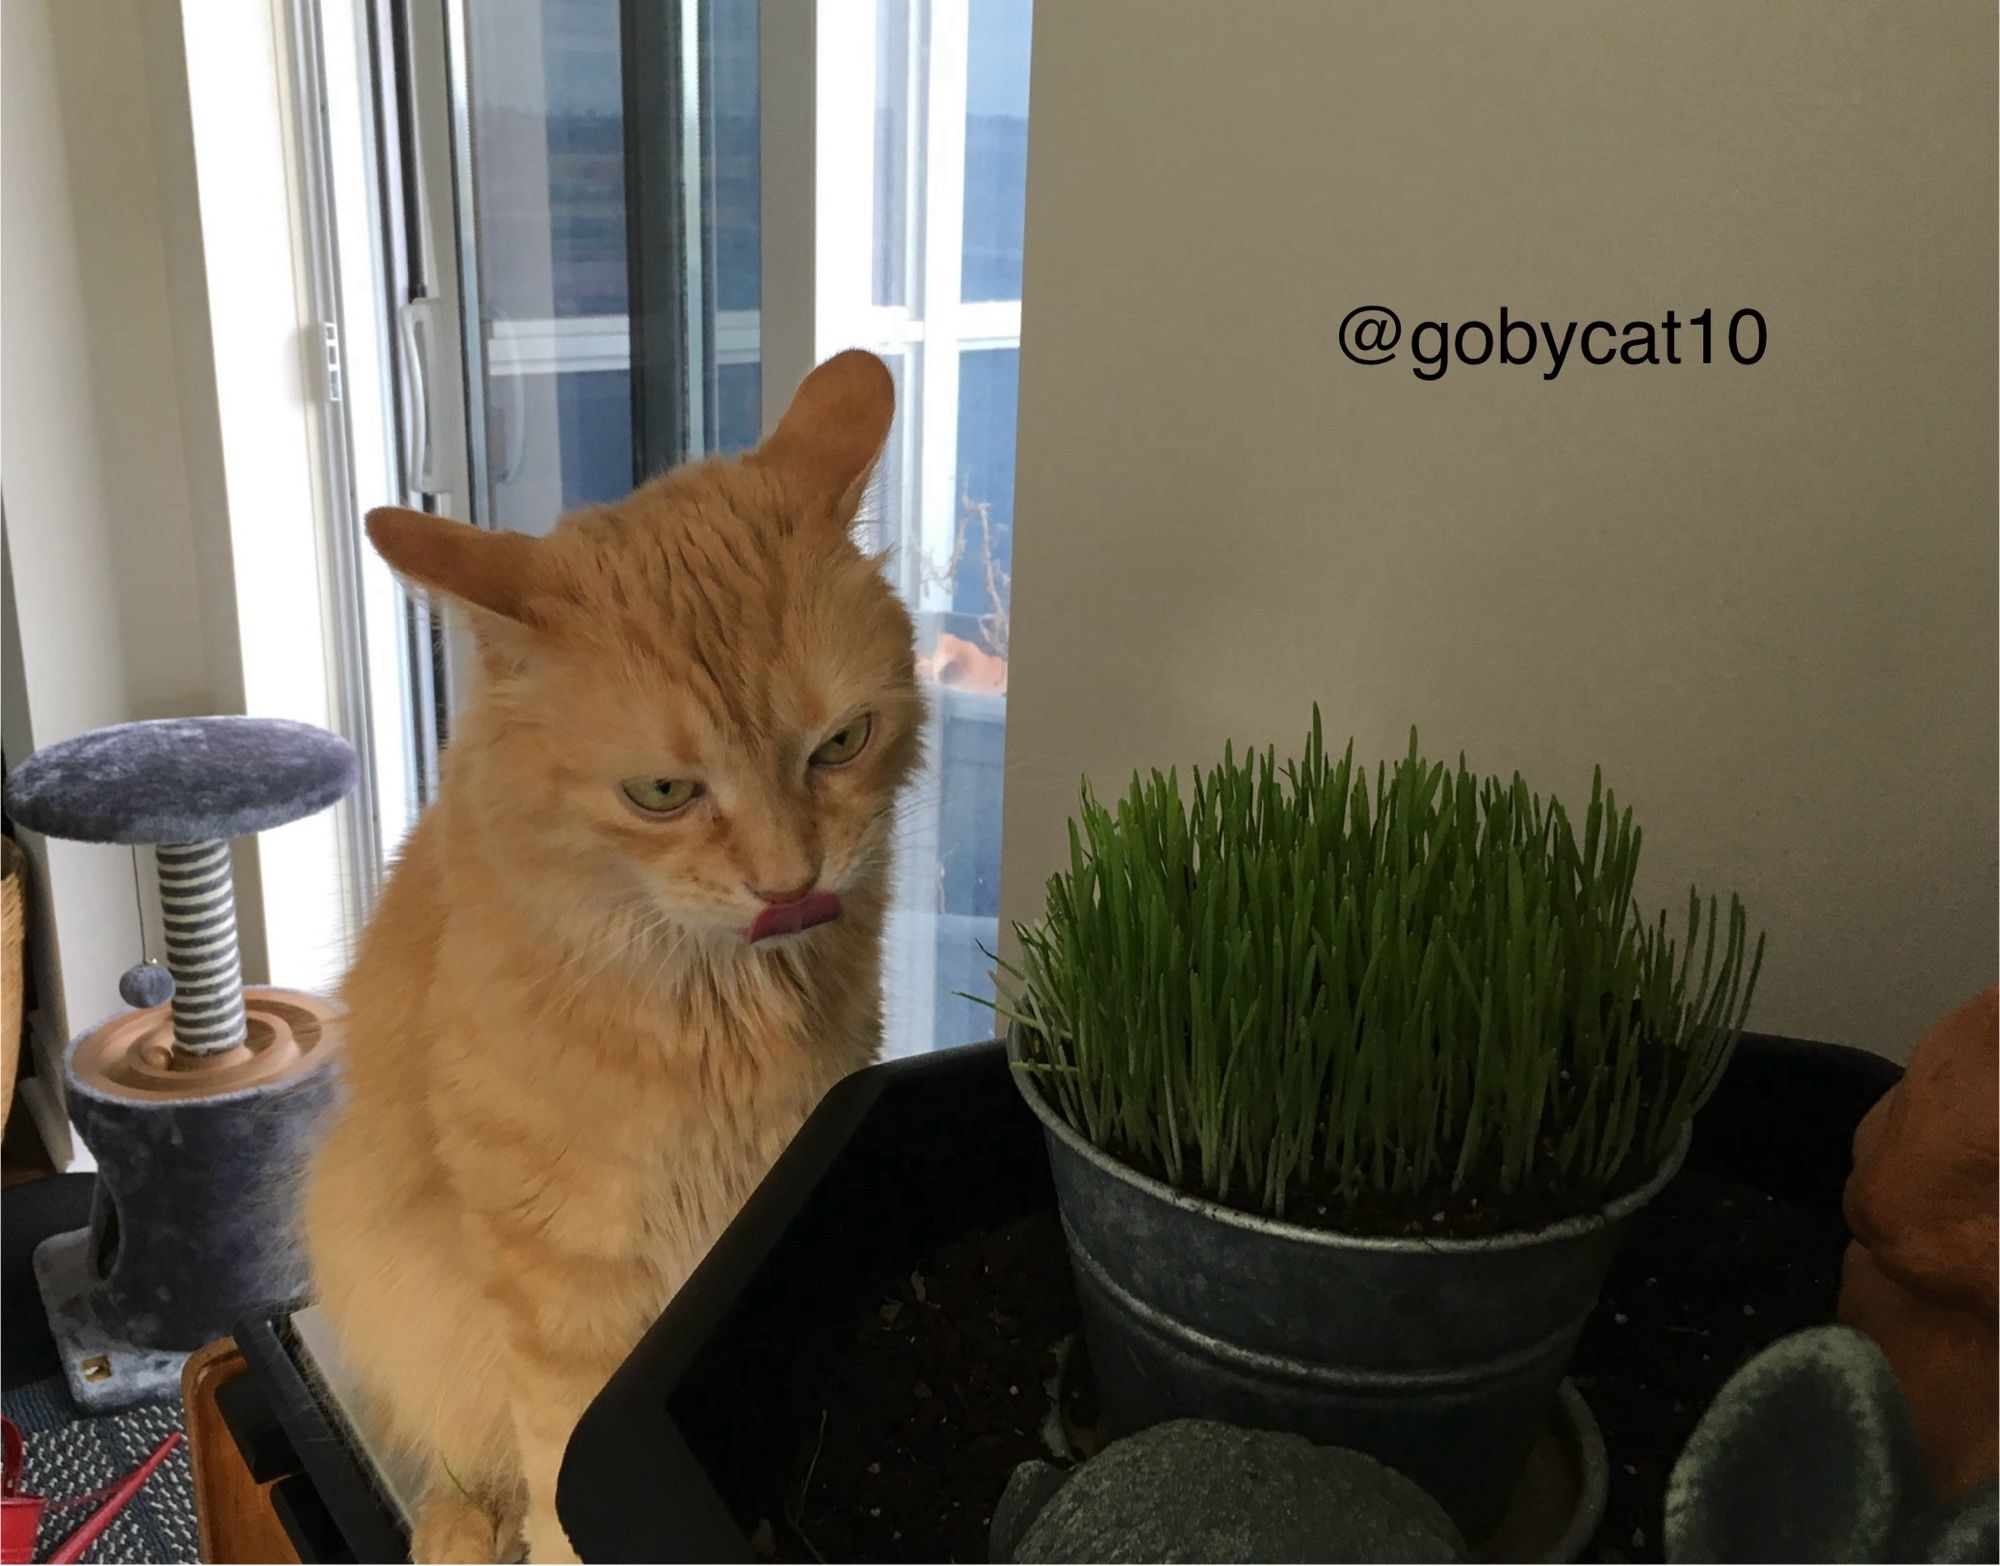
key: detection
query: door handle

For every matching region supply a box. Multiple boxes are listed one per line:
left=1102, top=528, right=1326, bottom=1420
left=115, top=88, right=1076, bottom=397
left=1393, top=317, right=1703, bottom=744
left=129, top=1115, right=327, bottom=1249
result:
left=396, top=297, right=446, bottom=496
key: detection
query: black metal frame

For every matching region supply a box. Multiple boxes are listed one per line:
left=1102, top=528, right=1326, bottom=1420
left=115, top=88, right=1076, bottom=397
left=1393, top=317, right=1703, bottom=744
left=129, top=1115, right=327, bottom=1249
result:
left=374, top=0, right=452, bottom=786
left=620, top=0, right=710, bottom=482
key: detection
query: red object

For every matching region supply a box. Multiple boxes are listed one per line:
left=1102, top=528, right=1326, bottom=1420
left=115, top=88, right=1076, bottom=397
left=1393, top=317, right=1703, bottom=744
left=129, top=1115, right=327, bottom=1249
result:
left=2, top=1418, right=47, bottom=1566
left=0, top=1416, right=184, bottom=1566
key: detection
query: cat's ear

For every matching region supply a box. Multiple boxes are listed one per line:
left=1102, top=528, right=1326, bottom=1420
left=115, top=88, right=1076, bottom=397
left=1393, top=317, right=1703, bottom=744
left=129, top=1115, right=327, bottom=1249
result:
left=751, top=349, right=895, bottom=521
left=365, top=508, right=551, bottom=628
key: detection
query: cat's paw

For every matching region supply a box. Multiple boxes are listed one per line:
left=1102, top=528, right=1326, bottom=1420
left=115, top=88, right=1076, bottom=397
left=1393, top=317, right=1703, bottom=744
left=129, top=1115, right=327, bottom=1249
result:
left=521, top=1509, right=582, bottom=1564
left=411, top=1487, right=507, bottom=1564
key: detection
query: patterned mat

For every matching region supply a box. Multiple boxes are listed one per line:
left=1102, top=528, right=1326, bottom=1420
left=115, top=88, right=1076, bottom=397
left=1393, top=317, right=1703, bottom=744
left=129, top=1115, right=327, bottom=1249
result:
left=1, top=1378, right=198, bottom=1564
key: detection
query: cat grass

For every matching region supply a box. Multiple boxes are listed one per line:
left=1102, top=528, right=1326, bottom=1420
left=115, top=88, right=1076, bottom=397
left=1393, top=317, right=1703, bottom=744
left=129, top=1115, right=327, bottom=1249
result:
left=999, top=711, right=1765, bottom=1228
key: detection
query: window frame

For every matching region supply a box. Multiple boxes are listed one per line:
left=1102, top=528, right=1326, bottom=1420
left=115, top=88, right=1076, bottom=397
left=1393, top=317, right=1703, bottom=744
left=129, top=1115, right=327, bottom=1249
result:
left=773, top=0, right=1026, bottom=614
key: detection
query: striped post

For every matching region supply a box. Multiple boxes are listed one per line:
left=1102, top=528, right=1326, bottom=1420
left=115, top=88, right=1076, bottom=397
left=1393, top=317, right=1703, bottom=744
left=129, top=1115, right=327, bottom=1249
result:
left=153, top=840, right=247, bottom=1054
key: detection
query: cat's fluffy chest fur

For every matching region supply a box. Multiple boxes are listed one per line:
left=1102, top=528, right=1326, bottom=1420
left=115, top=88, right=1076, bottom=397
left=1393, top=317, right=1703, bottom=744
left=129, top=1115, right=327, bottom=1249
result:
left=370, top=800, right=880, bottom=1297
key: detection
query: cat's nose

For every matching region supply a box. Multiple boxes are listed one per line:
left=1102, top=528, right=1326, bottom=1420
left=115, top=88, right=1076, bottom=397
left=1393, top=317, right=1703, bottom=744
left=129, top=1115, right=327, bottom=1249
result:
left=750, top=877, right=819, bottom=907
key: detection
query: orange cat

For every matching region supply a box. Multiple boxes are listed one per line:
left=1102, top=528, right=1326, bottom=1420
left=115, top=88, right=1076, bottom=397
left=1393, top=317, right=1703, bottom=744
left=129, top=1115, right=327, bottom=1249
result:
left=303, top=352, right=920, bottom=1562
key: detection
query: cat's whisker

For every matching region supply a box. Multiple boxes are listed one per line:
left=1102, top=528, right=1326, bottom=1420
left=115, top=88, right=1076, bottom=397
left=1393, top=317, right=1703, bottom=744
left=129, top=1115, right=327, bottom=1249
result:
left=532, top=909, right=644, bottom=1005
left=532, top=901, right=687, bottom=1018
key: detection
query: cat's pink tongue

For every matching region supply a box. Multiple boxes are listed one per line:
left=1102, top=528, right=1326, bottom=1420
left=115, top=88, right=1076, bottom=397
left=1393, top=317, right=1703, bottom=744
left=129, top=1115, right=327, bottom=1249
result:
left=746, top=889, right=843, bottom=943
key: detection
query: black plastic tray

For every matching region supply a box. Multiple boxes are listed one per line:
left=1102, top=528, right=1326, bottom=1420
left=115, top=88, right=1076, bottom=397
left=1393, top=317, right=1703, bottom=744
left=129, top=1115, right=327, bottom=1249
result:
left=227, top=1032, right=1899, bottom=1563
left=558, top=1033, right=1898, bottom=1562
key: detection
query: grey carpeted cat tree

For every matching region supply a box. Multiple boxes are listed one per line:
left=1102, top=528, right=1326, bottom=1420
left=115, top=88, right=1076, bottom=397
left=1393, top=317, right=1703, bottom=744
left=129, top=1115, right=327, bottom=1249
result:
left=5, top=717, right=356, bottom=1411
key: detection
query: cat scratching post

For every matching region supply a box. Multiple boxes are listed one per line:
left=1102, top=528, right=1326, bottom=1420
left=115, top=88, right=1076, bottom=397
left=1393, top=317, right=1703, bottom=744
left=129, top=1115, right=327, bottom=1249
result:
left=5, top=717, right=356, bottom=1411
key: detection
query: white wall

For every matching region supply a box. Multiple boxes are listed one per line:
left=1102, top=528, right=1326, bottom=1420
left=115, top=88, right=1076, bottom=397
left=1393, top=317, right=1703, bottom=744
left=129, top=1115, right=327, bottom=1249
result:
left=2, top=0, right=220, bottom=1077
left=1001, top=1, right=1998, bottom=1060
left=3, top=0, right=352, bottom=1153
left=174, top=0, right=352, bottom=992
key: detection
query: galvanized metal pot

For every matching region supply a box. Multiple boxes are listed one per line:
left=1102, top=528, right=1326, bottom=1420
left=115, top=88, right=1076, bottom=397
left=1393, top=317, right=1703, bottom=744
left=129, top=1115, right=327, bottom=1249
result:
left=1009, top=1032, right=1690, bottom=1543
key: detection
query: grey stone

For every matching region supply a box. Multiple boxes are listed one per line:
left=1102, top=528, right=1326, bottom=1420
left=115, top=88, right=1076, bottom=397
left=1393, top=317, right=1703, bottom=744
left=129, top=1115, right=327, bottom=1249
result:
left=1897, top=1480, right=2000, bottom=1565
left=990, top=1460, right=1069, bottom=1563
left=999, top=1418, right=1466, bottom=1564
left=1665, top=1325, right=1930, bottom=1563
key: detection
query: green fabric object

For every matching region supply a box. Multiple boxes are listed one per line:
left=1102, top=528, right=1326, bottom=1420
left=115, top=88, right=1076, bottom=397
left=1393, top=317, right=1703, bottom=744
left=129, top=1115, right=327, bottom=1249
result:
left=1666, top=1324, right=1999, bottom=1563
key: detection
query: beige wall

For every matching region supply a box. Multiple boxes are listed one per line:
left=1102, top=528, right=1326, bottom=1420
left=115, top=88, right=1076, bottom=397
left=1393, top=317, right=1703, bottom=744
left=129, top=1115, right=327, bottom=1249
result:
left=1002, top=1, right=1998, bottom=1059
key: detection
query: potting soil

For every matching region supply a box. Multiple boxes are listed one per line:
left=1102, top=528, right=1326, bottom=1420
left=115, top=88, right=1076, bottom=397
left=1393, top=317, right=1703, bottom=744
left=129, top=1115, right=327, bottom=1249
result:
left=1570, top=1164, right=1851, bottom=1562
left=748, top=1165, right=1847, bottom=1564
left=758, top=1215, right=1082, bottom=1564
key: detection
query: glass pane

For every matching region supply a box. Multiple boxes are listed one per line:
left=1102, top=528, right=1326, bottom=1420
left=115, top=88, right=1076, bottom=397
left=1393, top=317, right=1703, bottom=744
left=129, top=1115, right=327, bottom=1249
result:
left=713, top=361, right=762, bottom=457
left=554, top=370, right=637, bottom=506
left=543, top=6, right=628, bottom=316
left=873, top=0, right=912, bottom=307
left=950, top=347, right=1017, bottom=626
left=704, top=0, right=761, bottom=446
left=869, top=7, right=1033, bottom=1056
left=960, top=0, right=1032, bottom=303
left=883, top=348, right=1016, bottom=1054
left=464, top=0, right=630, bottom=530
left=707, top=2, right=760, bottom=316
left=460, top=0, right=758, bottom=529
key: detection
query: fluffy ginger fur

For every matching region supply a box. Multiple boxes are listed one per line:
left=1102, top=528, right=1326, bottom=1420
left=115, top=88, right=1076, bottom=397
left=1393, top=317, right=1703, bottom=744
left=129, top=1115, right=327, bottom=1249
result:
left=303, top=353, right=919, bottom=1562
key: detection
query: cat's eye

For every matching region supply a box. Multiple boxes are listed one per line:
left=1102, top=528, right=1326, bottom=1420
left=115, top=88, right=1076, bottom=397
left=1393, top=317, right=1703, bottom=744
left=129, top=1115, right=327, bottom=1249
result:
left=810, top=714, right=873, bottom=769
left=619, top=777, right=704, bottom=816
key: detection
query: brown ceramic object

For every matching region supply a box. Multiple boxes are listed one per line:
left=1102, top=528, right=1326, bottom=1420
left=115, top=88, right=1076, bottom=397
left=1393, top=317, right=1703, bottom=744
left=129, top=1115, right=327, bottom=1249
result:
left=1838, top=985, right=1999, bottom=1497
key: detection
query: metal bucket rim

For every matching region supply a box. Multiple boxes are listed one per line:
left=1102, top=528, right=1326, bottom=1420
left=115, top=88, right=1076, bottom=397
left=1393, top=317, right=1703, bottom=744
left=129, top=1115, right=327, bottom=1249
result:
left=1007, top=1027, right=1692, bottom=1255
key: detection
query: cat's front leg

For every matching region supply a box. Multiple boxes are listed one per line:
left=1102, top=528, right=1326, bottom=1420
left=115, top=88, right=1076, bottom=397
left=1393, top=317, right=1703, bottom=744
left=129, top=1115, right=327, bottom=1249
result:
left=490, top=1252, right=650, bottom=1565
left=411, top=1472, right=524, bottom=1564
left=503, top=1345, right=613, bottom=1564
left=463, top=1142, right=665, bottom=1558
